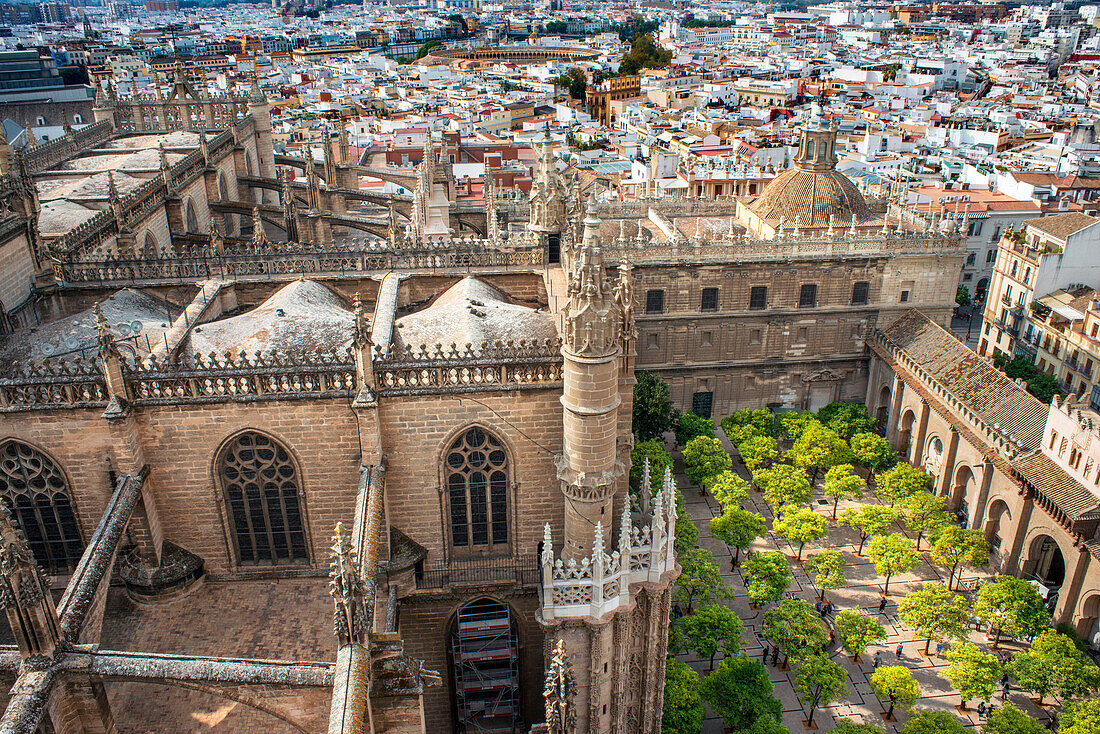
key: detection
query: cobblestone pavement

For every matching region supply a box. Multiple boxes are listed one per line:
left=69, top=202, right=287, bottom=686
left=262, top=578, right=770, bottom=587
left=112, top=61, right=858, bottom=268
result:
left=672, top=430, right=1050, bottom=734
left=100, top=577, right=333, bottom=733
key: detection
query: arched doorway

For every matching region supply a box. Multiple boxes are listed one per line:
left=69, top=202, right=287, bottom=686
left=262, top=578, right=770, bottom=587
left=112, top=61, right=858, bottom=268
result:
left=1024, top=534, right=1066, bottom=590
left=875, top=385, right=891, bottom=430
left=950, top=465, right=975, bottom=520
left=898, top=409, right=915, bottom=459
left=1076, top=594, right=1100, bottom=648
left=984, top=499, right=1010, bottom=559
left=448, top=598, right=520, bottom=732
left=976, top=277, right=990, bottom=303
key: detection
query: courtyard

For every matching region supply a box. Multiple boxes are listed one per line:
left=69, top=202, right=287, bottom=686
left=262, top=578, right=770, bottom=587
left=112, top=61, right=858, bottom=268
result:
left=657, top=400, right=1079, bottom=734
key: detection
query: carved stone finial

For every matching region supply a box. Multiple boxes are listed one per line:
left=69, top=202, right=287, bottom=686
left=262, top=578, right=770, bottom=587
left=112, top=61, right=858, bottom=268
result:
left=250, top=206, right=269, bottom=250
left=0, top=504, right=60, bottom=659
left=93, top=302, right=119, bottom=359
left=329, top=522, right=368, bottom=647
left=544, top=638, right=577, bottom=734
left=199, top=130, right=209, bottom=164
left=353, top=292, right=372, bottom=348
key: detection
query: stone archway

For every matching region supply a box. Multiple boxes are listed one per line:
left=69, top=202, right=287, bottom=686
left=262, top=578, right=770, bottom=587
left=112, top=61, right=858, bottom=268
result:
left=983, top=498, right=1011, bottom=557
left=875, top=385, right=891, bottom=429
left=1075, top=593, right=1100, bottom=647
left=1023, top=534, right=1067, bottom=590
left=950, top=464, right=975, bottom=518
left=897, top=409, right=916, bottom=458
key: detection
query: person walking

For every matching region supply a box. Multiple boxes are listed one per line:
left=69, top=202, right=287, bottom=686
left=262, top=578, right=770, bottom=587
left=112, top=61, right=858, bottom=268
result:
left=895, top=644, right=903, bottom=659
left=771, top=646, right=779, bottom=666
left=873, top=651, right=882, bottom=669
left=879, top=597, right=888, bottom=614
left=762, top=645, right=769, bottom=662
left=977, top=702, right=986, bottom=718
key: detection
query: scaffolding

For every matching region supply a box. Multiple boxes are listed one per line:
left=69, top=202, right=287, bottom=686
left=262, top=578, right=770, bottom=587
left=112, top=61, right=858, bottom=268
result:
left=452, top=599, right=521, bottom=733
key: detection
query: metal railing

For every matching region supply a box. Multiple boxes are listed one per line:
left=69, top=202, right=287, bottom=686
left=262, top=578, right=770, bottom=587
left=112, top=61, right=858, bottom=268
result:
left=414, top=556, right=539, bottom=590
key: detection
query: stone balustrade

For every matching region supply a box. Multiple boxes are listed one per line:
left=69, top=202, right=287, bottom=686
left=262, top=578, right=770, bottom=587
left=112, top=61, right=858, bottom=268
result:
left=540, top=461, right=677, bottom=622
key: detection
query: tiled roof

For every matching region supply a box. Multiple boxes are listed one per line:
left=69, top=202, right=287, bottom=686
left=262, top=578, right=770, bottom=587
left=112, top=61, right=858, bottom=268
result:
left=1012, top=451, right=1100, bottom=520
left=1023, top=212, right=1099, bottom=240
left=881, top=311, right=1048, bottom=450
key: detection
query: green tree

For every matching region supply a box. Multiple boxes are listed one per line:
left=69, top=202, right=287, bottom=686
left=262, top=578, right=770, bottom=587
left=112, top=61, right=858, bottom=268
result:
left=550, top=67, right=587, bottom=99
left=707, top=470, right=749, bottom=508
left=875, top=463, right=932, bottom=506
left=817, top=401, right=878, bottom=441
left=867, top=533, right=921, bottom=595
left=835, top=609, right=887, bottom=661
left=974, top=575, right=1051, bottom=648
left=711, top=505, right=766, bottom=566
left=870, top=665, right=920, bottom=720
left=700, top=655, right=783, bottom=734
left=675, top=492, right=699, bottom=555
left=674, top=548, right=729, bottom=612
left=1006, top=629, right=1100, bottom=705
left=681, top=436, right=731, bottom=488
left=722, top=408, right=773, bottom=443
left=773, top=507, right=828, bottom=561
left=680, top=603, right=743, bottom=670
left=840, top=504, right=901, bottom=556
left=943, top=641, right=1000, bottom=709
left=901, top=710, right=966, bottom=734
left=823, top=463, right=865, bottom=519
left=789, top=422, right=852, bottom=482
left=676, top=412, right=716, bottom=447
left=630, top=439, right=672, bottom=490
left=899, top=492, right=949, bottom=550
left=1061, top=699, right=1100, bottom=734
left=739, top=434, right=779, bottom=472
left=956, top=286, right=971, bottom=307
left=662, top=659, right=704, bottom=734
left=929, top=526, right=990, bottom=590
left=762, top=599, right=829, bottom=662
left=805, top=549, right=846, bottom=601
left=897, top=582, right=969, bottom=654
left=833, top=721, right=886, bottom=734
left=794, top=653, right=848, bottom=726
left=983, top=703, right=1045, bottom=734
left=778, top=412, right=819, bottom=440
left=633, top=371, right=677, bottom=440
left=753, top=464, right=813, bottom=517
left=743, top=550, right=792, bottom=607
left=851, top=432, right=898, bottom=474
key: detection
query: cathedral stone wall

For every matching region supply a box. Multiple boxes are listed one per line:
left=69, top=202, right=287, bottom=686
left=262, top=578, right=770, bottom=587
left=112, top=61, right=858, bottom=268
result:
left=134, top=400, right=361, bottom=576
left=0, top=232, right=36, bottom=321
left=378, top=389, right=564, bottom=562
left=399, top=589, right=543, bottom=733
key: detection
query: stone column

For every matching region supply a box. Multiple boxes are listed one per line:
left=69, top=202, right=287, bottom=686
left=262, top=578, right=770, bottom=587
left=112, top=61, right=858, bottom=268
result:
left=910, top=399, right=930, bottom=467
left=557, top=199, right=624, bottom=561
left=1057, top=546, right=1092, bottom=626
left=968, top=458, right=995, bottom=531
left=936, top=429, right=959, bottom=497
left=887, top=374, right=904, bottom=444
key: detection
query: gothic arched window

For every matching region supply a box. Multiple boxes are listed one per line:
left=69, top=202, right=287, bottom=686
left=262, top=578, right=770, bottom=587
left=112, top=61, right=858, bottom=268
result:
left=445, top=428, right=509, bottom=554
left=218, top=432, right=309, bottom=566
left=0, top=441, right=83, bottom=575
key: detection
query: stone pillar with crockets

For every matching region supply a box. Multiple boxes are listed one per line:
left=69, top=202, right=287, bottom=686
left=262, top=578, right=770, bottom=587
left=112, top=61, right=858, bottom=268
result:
left=0, top=505, right=60, bottom=659
left=556, top=197, right=626, bottom=561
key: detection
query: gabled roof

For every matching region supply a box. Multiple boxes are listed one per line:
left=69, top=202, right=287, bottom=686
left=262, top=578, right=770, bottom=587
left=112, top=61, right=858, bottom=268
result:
left=1024, top=212, right=1099, bottom=240
left=881, top=310, right=1048, bottom=450
left=1012, top=451, right=1100, bottom=520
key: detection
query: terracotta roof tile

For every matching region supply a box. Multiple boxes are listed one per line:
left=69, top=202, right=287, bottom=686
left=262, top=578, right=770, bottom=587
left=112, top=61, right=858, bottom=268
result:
left=1023, top=212, right=1099, bottom=240
left=1012, top=451, right=1100, bottom=520
left=881, top=311, right=1048, bottom=450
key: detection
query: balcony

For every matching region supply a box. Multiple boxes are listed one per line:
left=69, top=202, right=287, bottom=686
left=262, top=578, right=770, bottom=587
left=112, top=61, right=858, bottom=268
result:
left=413, top=556, right=540, bottom=590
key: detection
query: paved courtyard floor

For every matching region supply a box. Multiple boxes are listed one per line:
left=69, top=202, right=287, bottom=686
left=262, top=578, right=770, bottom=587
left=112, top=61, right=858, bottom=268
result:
left=671, top=429, right=1050, bottom=734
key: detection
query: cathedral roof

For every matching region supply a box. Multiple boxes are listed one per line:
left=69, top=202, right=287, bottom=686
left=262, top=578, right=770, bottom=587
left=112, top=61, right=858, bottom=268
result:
left=394, top=277, right=556, bottom=350
left=185, top=280, right=353, bottom=358
left=749, top=119, right=871, bottom=228
left=749, top=166, right=871, bottom=228
left=0, top=288, right=171, bottom=365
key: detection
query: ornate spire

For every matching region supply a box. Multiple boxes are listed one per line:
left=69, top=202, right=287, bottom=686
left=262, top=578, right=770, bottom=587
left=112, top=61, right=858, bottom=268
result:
left=209, top=214, right=224, bottom=255
left=249, top=207, right=269, bottom=250
left=561, top=196, right=621, bottom=359
left=93, top=302, right=119, bottom=360
left=107, top=171, right=124, bottom=223
left=353, top=292, right=372, bottom=348
left=338, top=123, right=350, bottom=164
left=329, top=522, right=368, bottom=647
left=543, top=638, right=577, bottom=734
left=0, top=505, right=59, bottom=659
left=199, top=130, right=209, bottom=165
left=249, top=72, right=266, bottom=104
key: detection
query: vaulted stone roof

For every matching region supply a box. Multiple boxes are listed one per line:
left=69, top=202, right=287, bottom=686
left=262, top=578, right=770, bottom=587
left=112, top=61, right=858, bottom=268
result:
left=393, top=277, right=556, bottom=349
left=881, top=310, right=1048, bottom=450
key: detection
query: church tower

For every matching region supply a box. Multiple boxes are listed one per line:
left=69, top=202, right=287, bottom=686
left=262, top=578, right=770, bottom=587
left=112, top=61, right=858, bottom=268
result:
left=527, top=127, right=569, bottom=263
left=539, top=199, right=678, bottom=734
